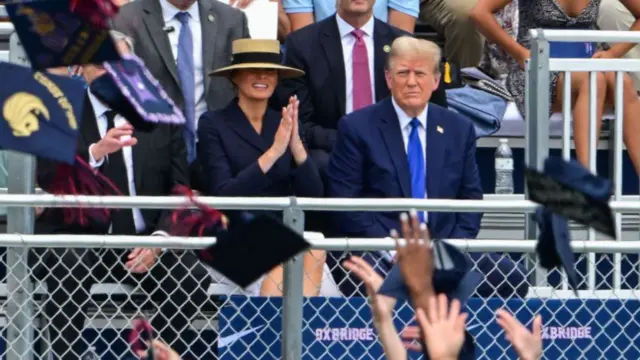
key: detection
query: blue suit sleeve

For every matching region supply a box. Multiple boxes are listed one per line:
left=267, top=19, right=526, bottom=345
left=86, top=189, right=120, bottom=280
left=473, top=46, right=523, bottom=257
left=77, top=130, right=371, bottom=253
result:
left=452, top=124, right=483, bottom=239
left=197, top=114, right=271, bottom=196
left=327, top=117, right=388, bottom=238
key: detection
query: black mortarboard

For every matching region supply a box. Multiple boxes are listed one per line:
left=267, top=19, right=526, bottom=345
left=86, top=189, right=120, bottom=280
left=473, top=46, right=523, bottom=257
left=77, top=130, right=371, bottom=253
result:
left=525, top=156, right=616, bottom=239
left=0, top=62, right=84, bottom=163
left=89, top=54, right=186, bottom=132
left=168, top=186, right=311, bottom=288
left=69, top=0, right=119, bottom=29
left=6, top=0, right=121, bottom=70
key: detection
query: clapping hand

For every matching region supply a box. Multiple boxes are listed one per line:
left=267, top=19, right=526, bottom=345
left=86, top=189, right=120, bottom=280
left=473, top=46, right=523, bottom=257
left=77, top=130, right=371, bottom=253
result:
left=269, top=105, right=294, bottom=158
left=125, top=248, right=161, bottom=274
left=287, top=95, right=308, bottom=164
left=496, top=310, right=543, bottom=360
left=343, top=256, right=396, bottom=327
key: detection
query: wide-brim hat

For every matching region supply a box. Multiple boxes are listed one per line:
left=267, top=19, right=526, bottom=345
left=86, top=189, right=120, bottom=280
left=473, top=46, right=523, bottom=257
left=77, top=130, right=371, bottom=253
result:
left=209, top=39, right=304, bottom=79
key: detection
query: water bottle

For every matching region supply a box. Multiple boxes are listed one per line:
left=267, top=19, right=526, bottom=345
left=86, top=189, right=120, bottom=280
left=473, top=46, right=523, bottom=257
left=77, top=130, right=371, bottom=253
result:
left=82, top=346, right=100, bottom=360
left=495, top=138, right=514, bottom=194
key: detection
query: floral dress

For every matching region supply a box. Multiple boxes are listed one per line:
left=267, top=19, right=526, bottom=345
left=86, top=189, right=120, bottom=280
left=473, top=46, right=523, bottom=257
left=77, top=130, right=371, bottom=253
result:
left=505, top=0, right=602, bottom=116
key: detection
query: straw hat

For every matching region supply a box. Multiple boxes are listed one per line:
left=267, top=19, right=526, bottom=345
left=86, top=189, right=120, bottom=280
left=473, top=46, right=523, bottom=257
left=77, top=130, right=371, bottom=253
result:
left=209, top=39, right=304, bottom=79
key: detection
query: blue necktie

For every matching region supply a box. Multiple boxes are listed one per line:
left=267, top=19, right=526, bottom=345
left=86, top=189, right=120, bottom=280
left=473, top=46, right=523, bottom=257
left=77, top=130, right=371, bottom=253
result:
left=407, top=118, right=426, bottom=223
left=176, top=12, right=196, bottom=164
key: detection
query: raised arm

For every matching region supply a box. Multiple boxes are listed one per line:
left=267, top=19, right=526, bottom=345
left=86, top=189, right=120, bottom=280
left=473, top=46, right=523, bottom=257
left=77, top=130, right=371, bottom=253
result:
left=387, top=0, right=419, bottom=33
left=282, top=0, right=315, bottom=31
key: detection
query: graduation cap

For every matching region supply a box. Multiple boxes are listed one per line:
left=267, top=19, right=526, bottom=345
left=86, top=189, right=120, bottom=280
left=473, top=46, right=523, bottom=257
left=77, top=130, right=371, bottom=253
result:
left=6, top=0, right=121, bottom=70
left=89, top=54, right=186, bottom=132
left=378, top=239, right=481, bottom=304
left=378, top=240, right=479, bottom=359
left=525, top=156, right=616, bottom=238
left=168, top=186, right=311, bottom=288
left=524, top=156, right=614, bottom=294
left=69, top=0, right=119, bottom=29
left=0, top=61, right=122, bottom=225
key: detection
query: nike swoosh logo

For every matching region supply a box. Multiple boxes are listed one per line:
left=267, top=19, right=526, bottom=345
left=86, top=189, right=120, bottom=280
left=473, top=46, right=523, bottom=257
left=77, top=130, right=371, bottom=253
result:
left=219, top=326, right=263, bottom=348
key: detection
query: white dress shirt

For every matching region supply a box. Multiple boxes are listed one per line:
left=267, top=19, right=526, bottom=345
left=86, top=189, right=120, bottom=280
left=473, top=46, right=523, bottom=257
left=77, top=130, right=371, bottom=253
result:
left=336, top=14, right=376, bottom=114
left=87, top=90, right=147, bottom=234
left=160, top=0, right=207, bottom=133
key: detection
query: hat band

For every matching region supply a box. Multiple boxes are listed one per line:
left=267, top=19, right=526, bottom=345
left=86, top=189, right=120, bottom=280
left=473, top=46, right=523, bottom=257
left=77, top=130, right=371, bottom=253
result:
left=231, top=52, right=282, bottom=66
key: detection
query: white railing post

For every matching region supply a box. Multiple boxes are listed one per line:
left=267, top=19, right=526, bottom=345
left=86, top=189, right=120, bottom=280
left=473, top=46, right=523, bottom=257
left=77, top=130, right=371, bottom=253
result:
left=5, top=31, right=35, bottom=360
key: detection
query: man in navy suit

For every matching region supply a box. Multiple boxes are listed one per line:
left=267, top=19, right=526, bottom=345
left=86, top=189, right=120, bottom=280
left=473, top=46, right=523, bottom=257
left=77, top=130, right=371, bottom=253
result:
left=327, top=36, right=528, bottom=299
left=280, top=0, right=447, bottom=174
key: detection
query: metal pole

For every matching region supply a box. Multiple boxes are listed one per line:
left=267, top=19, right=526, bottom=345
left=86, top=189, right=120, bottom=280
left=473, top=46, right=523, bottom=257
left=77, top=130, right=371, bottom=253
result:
left=6, top=151, right=36, bottom=360
left=526, top=30, right=551, bottom=287
left=281, top=199, right=304, bottom=360
left=6, top=32, right=35, bottom=360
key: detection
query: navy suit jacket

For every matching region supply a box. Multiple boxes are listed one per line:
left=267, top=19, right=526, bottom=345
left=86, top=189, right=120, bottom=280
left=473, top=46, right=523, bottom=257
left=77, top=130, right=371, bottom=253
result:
left=197, top=99, right=323, bottom=198
left=280, top=15, right=448, bottom=152
left=327, top=98, right=483, bottom=240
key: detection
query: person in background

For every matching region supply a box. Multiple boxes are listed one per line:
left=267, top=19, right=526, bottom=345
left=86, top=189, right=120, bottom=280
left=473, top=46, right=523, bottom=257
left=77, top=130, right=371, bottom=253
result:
left=283, top=0, right=419, bottom=33
left=33, top=31, right=211, bottom=360
left=327, top=36, right=527, bottom=298
left=281, top=0, right=447, bottom=176
left=419, top=0, right=485, bottom=67
left=599, top=0, right=640, bottom=93
left=112, top=0, right=250, bottom=192
left=228, top=0, right=293, bottom=42
left=470, top=0, right=640, bottom=176
left=197, top=39, right=325, bottom=296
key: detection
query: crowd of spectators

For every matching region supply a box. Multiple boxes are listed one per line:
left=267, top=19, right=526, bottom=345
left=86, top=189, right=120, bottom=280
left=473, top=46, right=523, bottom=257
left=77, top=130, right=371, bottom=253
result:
left=0, top=0, right=639, bottom=358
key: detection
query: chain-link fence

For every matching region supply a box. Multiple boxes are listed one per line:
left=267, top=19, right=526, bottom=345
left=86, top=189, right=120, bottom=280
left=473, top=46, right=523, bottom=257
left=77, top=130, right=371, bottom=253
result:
left=0, top=232, right=639, bottom=359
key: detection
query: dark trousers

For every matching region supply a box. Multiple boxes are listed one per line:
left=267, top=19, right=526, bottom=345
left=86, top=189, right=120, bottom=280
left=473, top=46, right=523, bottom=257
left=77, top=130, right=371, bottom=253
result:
left=327, top=250, right=529, bottom=298
left=32, top=247, right=211, bottom=359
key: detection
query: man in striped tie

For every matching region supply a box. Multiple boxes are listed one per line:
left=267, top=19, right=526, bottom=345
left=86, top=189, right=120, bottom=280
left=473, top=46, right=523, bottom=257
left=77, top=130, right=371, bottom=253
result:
left=327, top=36, right=528, bottom=299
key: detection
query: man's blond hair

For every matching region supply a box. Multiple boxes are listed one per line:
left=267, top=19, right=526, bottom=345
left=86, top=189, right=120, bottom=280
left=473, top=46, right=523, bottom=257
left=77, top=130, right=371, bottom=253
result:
left=386, top=36, right=441, bottom=75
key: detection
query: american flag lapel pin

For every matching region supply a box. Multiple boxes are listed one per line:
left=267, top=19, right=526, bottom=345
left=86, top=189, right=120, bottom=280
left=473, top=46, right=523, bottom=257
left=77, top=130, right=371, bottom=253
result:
left=437, top=126, right=444, bottom=134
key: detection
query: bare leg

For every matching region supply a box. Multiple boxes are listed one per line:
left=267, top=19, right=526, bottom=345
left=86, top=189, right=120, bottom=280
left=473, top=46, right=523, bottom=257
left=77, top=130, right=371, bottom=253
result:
left=603, top=72, right=640, bottom=175
left=553, top=72, right=607, bottom=167
left=260, top=250, right=327, bottom=296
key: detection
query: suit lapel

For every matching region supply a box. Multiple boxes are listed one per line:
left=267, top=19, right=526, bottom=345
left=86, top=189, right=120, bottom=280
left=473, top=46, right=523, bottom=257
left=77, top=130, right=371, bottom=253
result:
left=426, top=106, right=446, bottom=199
left=320, top=17, right=347, bottom=115
left=199, top=0, right=218, bottom=98
left=81, top=95, right=101, bottom=146
left=225, top=102, right=268, bottom=152
left=378, top=99, right=411, bottom=197
left=142, top=0, right=180, bottom=87
left=373, top=20, right=391, bottom=102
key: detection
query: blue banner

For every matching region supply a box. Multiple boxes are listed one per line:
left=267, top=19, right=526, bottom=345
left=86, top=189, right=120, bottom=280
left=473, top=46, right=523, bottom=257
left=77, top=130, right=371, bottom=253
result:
left=219, top=296, right=640, bottom=359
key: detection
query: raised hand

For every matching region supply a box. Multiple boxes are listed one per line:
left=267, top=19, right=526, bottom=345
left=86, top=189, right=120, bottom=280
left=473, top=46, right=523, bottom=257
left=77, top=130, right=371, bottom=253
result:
left=392, top=210, right=434, bottom=298
left=343, top=256, right=396, bottom=326
left=496, top=309, right=543, bottom=360
left=91, top=122, right=137, bottom=161
left=415, top=294, right=467, bottom=360
left=287, top=95, right=307, bottom=164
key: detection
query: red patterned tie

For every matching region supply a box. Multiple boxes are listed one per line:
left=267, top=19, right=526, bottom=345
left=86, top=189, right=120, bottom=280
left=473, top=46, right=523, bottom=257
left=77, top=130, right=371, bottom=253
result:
left=351, top=29, right=373, bottom=111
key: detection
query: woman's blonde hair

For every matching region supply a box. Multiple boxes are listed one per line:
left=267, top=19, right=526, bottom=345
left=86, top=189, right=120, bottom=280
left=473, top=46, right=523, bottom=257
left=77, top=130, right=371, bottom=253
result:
left=386, top=36, right=441, bottom=75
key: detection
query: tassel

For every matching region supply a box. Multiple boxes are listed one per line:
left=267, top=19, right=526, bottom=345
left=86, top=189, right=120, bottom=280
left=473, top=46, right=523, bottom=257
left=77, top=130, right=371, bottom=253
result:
left=46, top=155, right=121, bottom=225
left=69, top=0, right=119, bottom=29
left=169, top=185, right=226, bottom=237
left=444, top=62, right=452, bottom=84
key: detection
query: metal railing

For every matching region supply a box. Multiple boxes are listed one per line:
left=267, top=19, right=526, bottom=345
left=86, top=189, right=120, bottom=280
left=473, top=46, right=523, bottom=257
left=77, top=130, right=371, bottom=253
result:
left=526, top=29, right=640, bottom=292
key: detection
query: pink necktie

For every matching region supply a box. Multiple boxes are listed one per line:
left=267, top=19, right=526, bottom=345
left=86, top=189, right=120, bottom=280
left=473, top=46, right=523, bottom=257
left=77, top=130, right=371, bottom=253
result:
left=351, top=29, right=373, bottom=111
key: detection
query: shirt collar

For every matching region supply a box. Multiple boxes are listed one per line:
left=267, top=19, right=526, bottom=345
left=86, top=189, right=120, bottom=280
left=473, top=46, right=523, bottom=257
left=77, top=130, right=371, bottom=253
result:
left=160, top=0, right=200, bottom=24
left=392, top=97, right=428, bottom=130
left=335, top=13, right=375, bottom=39
left=87, top=89, right=110, bottom=120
